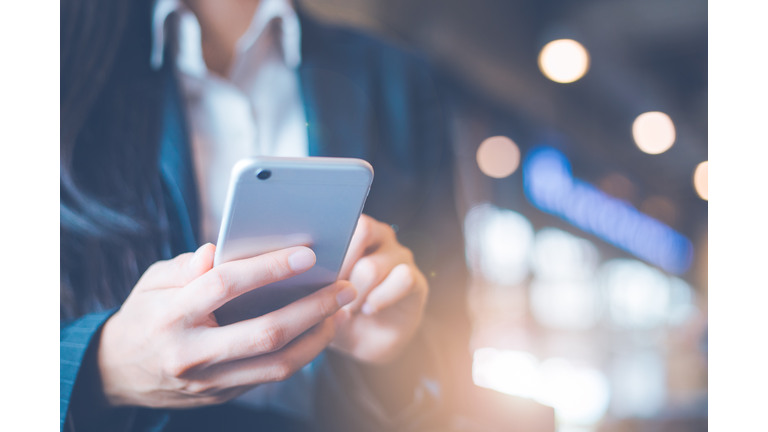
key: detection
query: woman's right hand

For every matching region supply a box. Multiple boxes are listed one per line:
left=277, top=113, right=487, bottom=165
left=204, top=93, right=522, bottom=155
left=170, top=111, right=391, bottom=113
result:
left=96, top=243, right=357, bottom=409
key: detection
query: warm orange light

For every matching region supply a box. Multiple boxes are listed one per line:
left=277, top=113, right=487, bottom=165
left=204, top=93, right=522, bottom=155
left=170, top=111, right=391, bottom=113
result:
left=633, top=112, right=676, bottom=154
left=477, top=136, right=521, bottom=178
left=538, top=39, right=590, bottom=83
left=694, top=161, right=708, bottom=200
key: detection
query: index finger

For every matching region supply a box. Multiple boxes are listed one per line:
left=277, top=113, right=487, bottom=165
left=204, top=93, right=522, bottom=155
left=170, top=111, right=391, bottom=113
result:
left=178, top=246, right=317, bottom=318
left=198, top=280, right=356, bottom=362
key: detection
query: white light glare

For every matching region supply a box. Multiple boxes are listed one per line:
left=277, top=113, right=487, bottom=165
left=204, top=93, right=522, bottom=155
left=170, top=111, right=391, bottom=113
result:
left=601, top=259, right=670, bottom=329
left=667, top=277, right=697, bottom=326
left=694, top=161, right=708, bottom=200
left=464, top=203, right=534, bottom=285
left=632, top=112, right=676, bottom=155
left=530, top=227, right=599, bottom=281
left=539, top=39, right=590, bottom=83
left=473, top=348, right=540, bottom=399
left=537, top=358, right=611, bottom=426
left=530, top=279, right=601, bottom=330
left=473, top=348, right=611, bottom=426
left=610, top=351, right=666, bottom=418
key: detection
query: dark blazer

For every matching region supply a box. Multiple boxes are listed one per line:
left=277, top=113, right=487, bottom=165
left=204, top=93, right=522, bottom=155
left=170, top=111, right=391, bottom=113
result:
left=61, top=12, right=469, bottom=432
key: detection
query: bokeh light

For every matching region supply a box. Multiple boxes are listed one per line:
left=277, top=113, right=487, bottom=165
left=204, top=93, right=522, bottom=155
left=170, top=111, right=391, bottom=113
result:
left=530, top=279, right=601, bottom=330
left=530, top=227, right=599, bottom=281
left=610, top=351, right=666, bottom=418
left=632, top=111, right=676, bottom=154
left=476, top=136, right=521, bottom=178
left=536, top=358, right=611, bottom=426
left=473, top=349, right=611, bottom=427
left=529, top=228, right=602, bottom=329
left=464, top=203, right=534, bottom=285
left=538, top=39, right=590, bottom=83
left=600, top=259, right=670, bottom=329
left=694, top=161, right=708, bottom=200
left=667, top=277, right=698, bottom=326
left=473, top=348, right=540, bottom=398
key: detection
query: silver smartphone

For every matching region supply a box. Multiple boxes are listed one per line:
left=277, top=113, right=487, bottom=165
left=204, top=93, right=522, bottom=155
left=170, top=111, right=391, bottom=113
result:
left=212, top=156, right=374, bottom=326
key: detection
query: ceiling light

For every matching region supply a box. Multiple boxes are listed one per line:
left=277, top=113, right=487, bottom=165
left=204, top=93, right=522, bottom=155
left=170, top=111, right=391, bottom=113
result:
left=539, top=39, right=590, bottom=83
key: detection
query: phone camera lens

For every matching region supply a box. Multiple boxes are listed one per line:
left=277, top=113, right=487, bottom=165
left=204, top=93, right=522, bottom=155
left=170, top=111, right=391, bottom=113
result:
left=256, top=169, right=271, bottom=180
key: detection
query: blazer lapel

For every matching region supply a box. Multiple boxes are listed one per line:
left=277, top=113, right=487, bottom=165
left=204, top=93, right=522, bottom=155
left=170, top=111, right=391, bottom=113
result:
left=297, top=14, right=376, bottom=161
left=159, top=69, right=200, bottom=254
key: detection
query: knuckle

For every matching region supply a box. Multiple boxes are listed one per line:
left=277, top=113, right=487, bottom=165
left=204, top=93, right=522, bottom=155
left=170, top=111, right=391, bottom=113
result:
left=400, top=265, right=415, bottom=287
left=184, top=380, right=215, bottom=396
left=156, top=310, right=186, bottom=332
left=358, top=257, right=377, bottom=278
left=170, top=254, right=188, bottom=272
left=381, top=220, right=396, bottom=238
left=253, top=318, right=286, bottom=353
left=161, top=350, right=195, bottom=378
left=262, top=253, right=290, bottom=281
left=269, top=360, right=296, bottom=382
left=357, top=217, right=373, bottom=242
left=208, top=268, right=231, bottom=302
left=317, top=294, right=338, bottom=319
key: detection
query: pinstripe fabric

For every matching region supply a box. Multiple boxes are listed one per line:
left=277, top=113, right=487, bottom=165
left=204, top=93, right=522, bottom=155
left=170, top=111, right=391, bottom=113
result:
left=60, top=309, right=117, bottom=431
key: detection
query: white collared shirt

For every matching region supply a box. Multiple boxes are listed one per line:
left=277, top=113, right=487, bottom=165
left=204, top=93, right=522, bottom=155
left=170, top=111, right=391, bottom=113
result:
left=152, top=0, right=308, bottom=245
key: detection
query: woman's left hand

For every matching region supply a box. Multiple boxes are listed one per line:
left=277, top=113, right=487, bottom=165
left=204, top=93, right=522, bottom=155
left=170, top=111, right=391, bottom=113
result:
left=331, top=214, right=429, bottom=364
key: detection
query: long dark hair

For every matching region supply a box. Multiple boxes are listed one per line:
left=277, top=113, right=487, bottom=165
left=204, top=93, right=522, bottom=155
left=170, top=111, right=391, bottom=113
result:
left=61, top=0, right=172, bottom=320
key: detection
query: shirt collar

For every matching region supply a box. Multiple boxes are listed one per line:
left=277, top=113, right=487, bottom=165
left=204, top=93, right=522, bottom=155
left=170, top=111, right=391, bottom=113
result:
left=150, top=0, right=302, bottom=74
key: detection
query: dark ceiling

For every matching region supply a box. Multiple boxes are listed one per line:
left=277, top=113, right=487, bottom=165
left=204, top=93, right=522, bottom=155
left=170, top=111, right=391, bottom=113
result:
left=303, top=0, right=708, bottom=238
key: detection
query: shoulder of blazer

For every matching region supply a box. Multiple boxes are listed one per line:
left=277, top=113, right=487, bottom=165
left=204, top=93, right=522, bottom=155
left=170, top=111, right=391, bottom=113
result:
left=296, top=10, right=444, bottom=160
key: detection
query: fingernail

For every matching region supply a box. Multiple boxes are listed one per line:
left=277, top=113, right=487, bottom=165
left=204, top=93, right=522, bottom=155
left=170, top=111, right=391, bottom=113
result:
left=336, top=285, right=357, bottom=307
left=190, top=243, right=208, bottom=268
left=289, top=248, right=315, bottom=272
left=361, top=303, right=375, bottom=315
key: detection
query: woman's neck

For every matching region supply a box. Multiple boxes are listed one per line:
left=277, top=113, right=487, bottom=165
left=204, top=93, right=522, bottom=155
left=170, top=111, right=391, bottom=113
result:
left=183, top=0, right=262, bottom=77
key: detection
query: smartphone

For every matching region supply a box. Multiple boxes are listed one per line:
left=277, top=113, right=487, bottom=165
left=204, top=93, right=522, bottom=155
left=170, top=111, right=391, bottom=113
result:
left=212, top=156, right=374, bottom=326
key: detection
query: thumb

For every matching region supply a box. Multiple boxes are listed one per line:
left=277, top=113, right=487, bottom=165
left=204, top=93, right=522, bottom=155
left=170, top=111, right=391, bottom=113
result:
left=136, top=243, right=216, bottom=290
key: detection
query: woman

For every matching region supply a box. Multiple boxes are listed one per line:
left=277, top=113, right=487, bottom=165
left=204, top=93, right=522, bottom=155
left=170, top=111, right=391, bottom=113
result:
left=60, top=0, right=471, bottom=431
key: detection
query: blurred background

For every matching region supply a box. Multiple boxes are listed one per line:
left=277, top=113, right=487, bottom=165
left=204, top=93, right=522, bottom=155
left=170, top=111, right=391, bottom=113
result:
left=301, top=0, right=708, bottom=431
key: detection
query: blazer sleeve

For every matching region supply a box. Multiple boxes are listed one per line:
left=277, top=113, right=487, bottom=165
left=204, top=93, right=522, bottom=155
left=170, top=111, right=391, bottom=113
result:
left=60, top=310, right=117, bottom=431
left=61, top=311, right=174, bottom=432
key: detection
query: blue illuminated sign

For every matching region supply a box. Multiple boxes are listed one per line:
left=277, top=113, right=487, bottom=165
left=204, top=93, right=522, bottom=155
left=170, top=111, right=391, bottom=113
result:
left=523, top=146, right=693, bottom=274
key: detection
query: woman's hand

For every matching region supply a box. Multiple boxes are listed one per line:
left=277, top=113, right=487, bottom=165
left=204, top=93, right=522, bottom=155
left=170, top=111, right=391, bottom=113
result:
left=97, top=243, right=357, bottom=408
left=332, top=215, right=429, bottom=364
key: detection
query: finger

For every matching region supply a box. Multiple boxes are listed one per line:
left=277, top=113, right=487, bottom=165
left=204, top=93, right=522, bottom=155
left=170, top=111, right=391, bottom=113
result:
left=201, top=317, right=337, bottom=388
left=179, top=246, right=316, bottom=317
left=200, top=281, right=357, bottom=361
left=360, top=263, right=427, bottom=315
left=339, top=215, right=393, bottom=280
left=346, top=246, right=410, bottom=312
left=136, top=243, right=216, bottom=290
